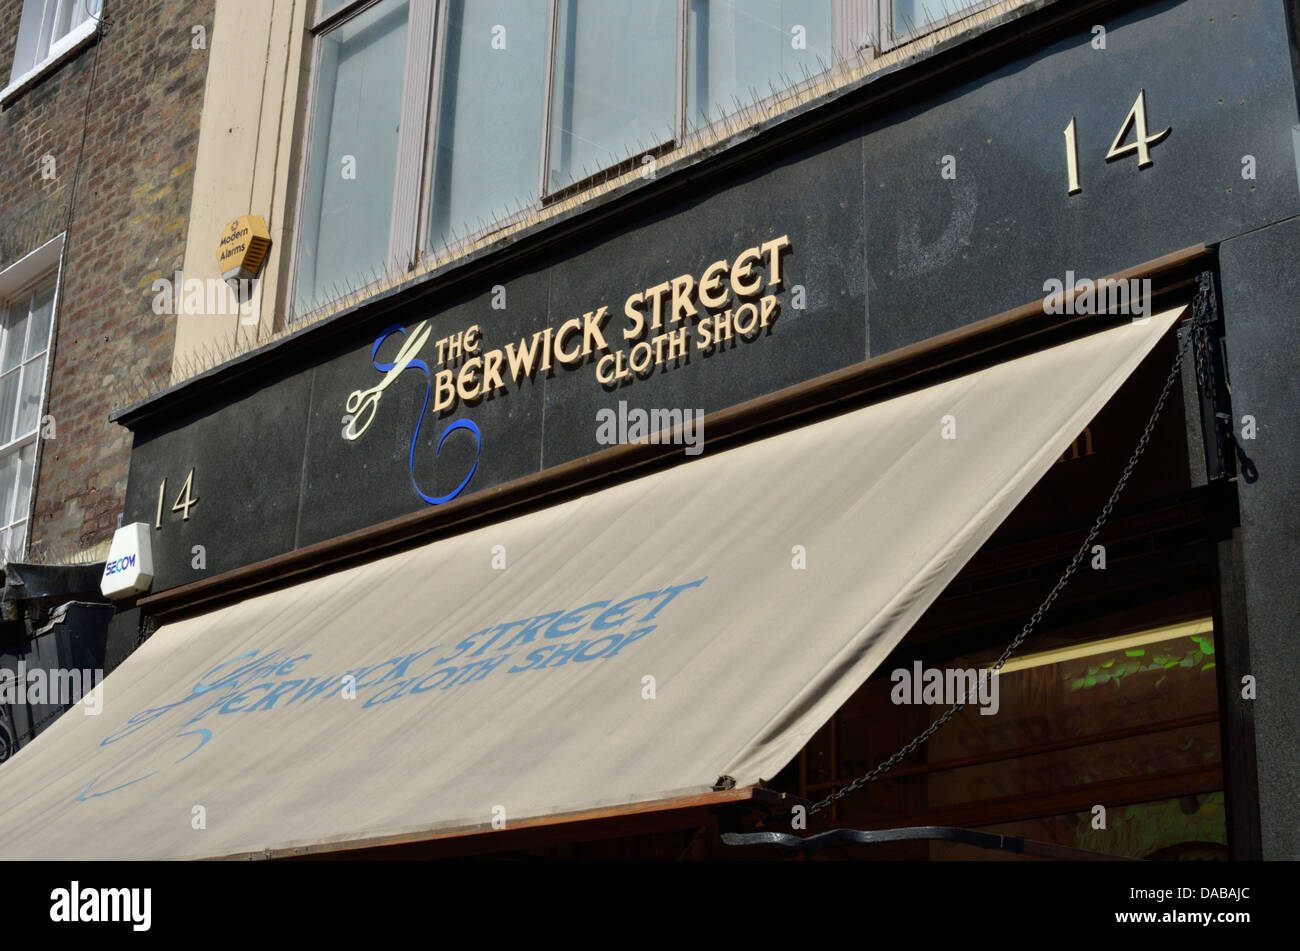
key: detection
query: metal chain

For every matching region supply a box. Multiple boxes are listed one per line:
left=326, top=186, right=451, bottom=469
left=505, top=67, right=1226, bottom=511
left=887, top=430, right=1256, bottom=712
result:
left=809, top=306, right=1206, bottom=816
left=1191, top=272, right=1213, bottom=390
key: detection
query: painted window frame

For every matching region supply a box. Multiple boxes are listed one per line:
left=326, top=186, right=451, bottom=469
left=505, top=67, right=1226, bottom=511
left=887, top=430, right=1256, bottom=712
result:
left=0, top=235, right=64, bottom=565
left=1, top=0, right=102, bottom=107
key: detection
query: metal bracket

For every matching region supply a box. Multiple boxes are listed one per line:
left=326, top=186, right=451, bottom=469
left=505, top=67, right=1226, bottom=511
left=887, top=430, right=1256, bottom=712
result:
left=1189, top=270, right=1238, bottom=485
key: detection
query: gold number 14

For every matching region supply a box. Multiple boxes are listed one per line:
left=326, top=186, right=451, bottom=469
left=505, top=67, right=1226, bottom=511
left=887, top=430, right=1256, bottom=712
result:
left=155, top=468, right=199, bottom=529
left=1064, top=89, right=1171, bottom=195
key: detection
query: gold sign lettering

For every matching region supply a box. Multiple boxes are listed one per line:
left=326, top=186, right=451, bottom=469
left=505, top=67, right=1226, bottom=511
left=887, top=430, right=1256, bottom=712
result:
left=344, top=235, right=795, bottom=420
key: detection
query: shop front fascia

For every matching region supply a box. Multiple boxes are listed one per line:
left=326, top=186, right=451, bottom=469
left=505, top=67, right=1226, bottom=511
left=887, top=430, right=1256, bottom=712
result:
left=20, top=0, right=1296, bottom=859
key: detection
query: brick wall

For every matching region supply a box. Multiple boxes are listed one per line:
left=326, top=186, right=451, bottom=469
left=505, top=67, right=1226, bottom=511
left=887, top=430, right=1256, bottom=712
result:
left=0, top=0, right=213, bottom=559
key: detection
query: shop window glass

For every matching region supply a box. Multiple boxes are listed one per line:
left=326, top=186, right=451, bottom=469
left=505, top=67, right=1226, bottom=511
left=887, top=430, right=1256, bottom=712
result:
left=687, top=0, right=831, bottom=129
left=891, top=0, right=985, bottom=36
left=548, top=0, right=678, bottom=192
left=297, top=0, right=409, bottom=312
left=428, top=0, right=548, bottom=251
left=790, top=621, right=1225, bottom=859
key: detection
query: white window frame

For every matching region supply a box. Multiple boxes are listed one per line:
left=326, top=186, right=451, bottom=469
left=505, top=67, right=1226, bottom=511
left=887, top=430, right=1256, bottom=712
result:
left=1, top=0, right=103, bottom=108
left=0, top=234, right=64, bottom=565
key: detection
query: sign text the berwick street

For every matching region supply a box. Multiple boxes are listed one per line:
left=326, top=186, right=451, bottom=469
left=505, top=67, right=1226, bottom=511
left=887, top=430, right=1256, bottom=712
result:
left=349, top=234, right=793, bottom=422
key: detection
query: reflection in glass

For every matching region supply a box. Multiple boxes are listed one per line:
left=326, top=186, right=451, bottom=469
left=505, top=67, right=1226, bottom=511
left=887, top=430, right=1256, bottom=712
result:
left=16, top=443, right=33, bottom=516
left=26, top=282, right=54, bottom=356
left=0, top=371, right=18, bottom=443
left=6, top=520, right=25, bottom=561
left=296, top=0, right=409, bottom=313
left=891, top=0, right=984, bottom=35
left=687, top=0, right=831, bottom=129
left=17, top=353, right=46, bottom=437
left=548, top=0, right=676, bottom=192
left=0, top=451, right=16, bottom=522
left=45, top=0, right=101, bottom=51
left=2, top=300, right=27, bottom=373
left=429, top=0, right=547, bottom=251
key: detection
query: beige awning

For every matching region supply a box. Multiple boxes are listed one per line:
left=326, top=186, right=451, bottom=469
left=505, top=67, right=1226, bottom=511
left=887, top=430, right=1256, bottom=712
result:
left=0, top=309, right=1182, bottom=859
